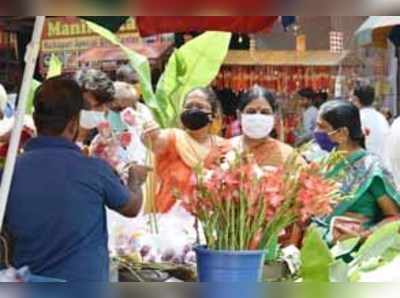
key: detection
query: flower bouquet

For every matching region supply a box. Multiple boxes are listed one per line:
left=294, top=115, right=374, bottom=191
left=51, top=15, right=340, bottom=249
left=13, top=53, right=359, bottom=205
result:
left=90, top=120, right=133, bottom=183
left=183, top=150, right=343, bottom=281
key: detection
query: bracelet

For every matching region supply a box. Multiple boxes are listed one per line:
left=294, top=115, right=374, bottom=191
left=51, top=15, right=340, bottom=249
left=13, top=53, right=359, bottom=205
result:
left=143, top=121, right=160, bottom=134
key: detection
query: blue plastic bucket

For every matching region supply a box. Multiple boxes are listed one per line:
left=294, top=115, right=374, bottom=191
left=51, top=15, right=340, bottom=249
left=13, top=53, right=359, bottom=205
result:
left=194, top=246, right=265, bottom=282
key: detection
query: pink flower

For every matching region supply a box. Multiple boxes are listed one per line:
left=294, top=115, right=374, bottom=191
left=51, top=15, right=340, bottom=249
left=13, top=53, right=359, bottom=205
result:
left=121, top=108, right=137, bottom=126
left=118, top=132, right=132, bottom=147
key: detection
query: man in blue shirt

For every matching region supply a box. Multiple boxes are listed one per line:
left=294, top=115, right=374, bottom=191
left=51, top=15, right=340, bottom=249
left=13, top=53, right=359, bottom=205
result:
left=4, top=77, right=145, bottom=281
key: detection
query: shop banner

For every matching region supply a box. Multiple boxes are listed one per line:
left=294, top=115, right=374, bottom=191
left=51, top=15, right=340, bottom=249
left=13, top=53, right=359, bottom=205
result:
left=40, top=17, right=140, bottom=74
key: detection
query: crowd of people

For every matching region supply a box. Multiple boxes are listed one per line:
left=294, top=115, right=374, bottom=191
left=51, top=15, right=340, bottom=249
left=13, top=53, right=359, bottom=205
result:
left=1, top=64, right=400, bottom=282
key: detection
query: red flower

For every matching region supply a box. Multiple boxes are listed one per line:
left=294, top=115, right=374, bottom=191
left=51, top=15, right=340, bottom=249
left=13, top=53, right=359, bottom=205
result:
left=119, top=132, right=133, bottom=147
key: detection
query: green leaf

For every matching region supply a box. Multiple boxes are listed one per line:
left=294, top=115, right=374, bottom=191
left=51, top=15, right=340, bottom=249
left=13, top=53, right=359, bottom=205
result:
left=46, top=54, right=63, bottom=79
left=351, top=222, right=400, bottom=267
left=26, top=79, right=41, bottom=114
left=300, top=227, right=334, bottom=281
left=155, top=31, right=231, bottom=127
left=331, top=237, right=361, bottom=259
left=84, top=20, right=164, bottom=126
left=264, top=234, right=280, bottom=262
left=329, top=259, right=350, bottom=282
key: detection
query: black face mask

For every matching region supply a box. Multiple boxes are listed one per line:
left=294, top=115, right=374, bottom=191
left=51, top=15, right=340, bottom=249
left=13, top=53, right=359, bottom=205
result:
left=181, top=109, right=211, bottom=131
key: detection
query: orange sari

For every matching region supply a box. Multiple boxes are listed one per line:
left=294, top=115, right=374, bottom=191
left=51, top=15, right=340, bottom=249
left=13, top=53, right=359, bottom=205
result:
left=230, top=136, right=303, bottom=168
left=154, top=129, right=229, bottom=213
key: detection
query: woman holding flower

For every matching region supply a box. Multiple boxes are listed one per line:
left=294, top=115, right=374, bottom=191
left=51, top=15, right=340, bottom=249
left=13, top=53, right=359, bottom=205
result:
left=314, top=100, right=400, bottom=242
left=143, top=87, right=230, bottom=213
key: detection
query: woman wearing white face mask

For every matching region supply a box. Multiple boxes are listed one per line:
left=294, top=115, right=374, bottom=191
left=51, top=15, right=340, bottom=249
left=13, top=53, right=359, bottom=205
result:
left=229, top=85, right=305, bottom=247
left=75, top=69, right=115, bottom=145
left=230, top=85, right=304, bottom=168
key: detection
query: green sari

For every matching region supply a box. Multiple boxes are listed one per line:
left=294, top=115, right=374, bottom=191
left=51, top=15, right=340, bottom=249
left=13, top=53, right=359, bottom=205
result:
left=315, top=150, right=400, bottom=243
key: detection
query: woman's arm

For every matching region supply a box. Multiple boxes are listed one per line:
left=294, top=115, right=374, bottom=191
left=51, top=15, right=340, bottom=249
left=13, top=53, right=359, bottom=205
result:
left=377, top=196, right=400, bottom=217
left=354, top=196, right=400, bottom=239
left=142, top=121, right=171, bottom=156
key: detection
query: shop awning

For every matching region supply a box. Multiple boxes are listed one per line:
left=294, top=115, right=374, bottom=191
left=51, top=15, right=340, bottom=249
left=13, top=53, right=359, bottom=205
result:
left=135, top=16, right=278, bottom=37
left=355, top=16, right=400, bottom=48
left=223, top=50, right=361, bottom=67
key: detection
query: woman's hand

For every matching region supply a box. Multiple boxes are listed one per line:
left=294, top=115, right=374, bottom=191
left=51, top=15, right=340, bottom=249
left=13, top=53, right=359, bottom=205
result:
left=332, top=216, right=366, bottom=243
left=141, top=121, right=172, bottom=156
left=204, top=142, right=231, bottom=169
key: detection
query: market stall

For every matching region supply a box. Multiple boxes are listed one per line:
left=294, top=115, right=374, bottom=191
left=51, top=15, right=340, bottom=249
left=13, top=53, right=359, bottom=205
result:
left=355, top=16, right=400, bottom=114
left=39, top=17, right=175, bottom=79
left=1, top=15, right=400, bottom=284
left=212, top=49, right=362, bottom=143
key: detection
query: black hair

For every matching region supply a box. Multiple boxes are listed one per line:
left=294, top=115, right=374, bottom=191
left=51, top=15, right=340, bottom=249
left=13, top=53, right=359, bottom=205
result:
left=314, top=91, right=329, bottom=108
left=320, top=100, right=365, bottom=148
left=354, top=85, right=375, bottom=107
left=298, top=88, right=316, bottom=100
left=184, top=87, right=221, bottom=116
left=75, top=68, right=115, bottom=104
left=238, top=85, right=277, bottom=112
left=33, top=76, right=84, bottom=136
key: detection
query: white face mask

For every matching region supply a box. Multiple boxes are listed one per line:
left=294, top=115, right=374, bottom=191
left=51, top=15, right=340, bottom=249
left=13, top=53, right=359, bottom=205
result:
left=80, top=110, right=106, bottom=130
left=241, top=114, right=275, bottom=140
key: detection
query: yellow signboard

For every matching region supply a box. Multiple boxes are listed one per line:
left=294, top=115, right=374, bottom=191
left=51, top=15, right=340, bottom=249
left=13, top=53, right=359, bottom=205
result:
left=40, top=17, right=141, bottom=74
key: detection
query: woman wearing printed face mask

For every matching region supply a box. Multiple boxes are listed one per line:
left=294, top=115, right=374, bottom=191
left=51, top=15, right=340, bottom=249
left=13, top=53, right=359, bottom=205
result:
left=314, top=100, right=400, bottom=242
left=231, top=85, right=303, bottom=168
left=143, top=87, right=230, bottom=213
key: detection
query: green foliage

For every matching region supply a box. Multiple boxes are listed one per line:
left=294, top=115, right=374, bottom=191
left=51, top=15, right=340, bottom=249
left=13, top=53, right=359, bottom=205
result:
left=300, top=227, right=334, bottom=281
left=46, top=54, right=63, bottom=79
left=156, top=32, right=231, bottom=127
left=300, top=222, right=400, bottom=282
left=85, top=20, right=231, bottom=128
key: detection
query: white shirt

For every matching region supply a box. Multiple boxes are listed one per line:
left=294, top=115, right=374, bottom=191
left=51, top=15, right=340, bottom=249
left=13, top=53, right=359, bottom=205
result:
left=360, top=107, right=390, bottom=161
left=303, top=106, right=318, bottom=138
left=107, top=103, right=154, bottom=249
left=125, top=103, right=154, bottom=165
left=385, top=117, right=400, bottom=187
left=296, top=106, right=318, bottom=144
left=0, top=115, right=35, bottom=138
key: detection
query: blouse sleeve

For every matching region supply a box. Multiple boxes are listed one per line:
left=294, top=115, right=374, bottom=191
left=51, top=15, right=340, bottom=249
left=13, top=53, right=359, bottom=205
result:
left=369, top=177, right=386, bottom=199
left=369, top=177, right=400, bottom=206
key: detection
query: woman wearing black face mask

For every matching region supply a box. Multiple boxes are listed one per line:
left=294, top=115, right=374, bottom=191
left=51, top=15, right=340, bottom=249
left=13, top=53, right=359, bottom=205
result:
left=143, top=87, right=230, bottom=213
left=314, top=100, right=400, bottom=243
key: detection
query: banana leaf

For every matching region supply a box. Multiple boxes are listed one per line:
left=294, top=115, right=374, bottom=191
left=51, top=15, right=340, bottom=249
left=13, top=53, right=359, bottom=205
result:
left=26, top=54, right=63, bottom=114
left=300, top=227, right=333, bottom=282
left=330, top=237, right=361, bottom=259
left=329, top=259, right=349, bottom=282
left=351, top=221, right=400, bottom=267
left=26, top=79, right=41, bottom=114
left=86, top=20, right=231, bottom=128
left=46, top=54, right=63, bottom=79
left=156, top=31, right=231, bottom=127
left=84, top=20, right=165, bottom=126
